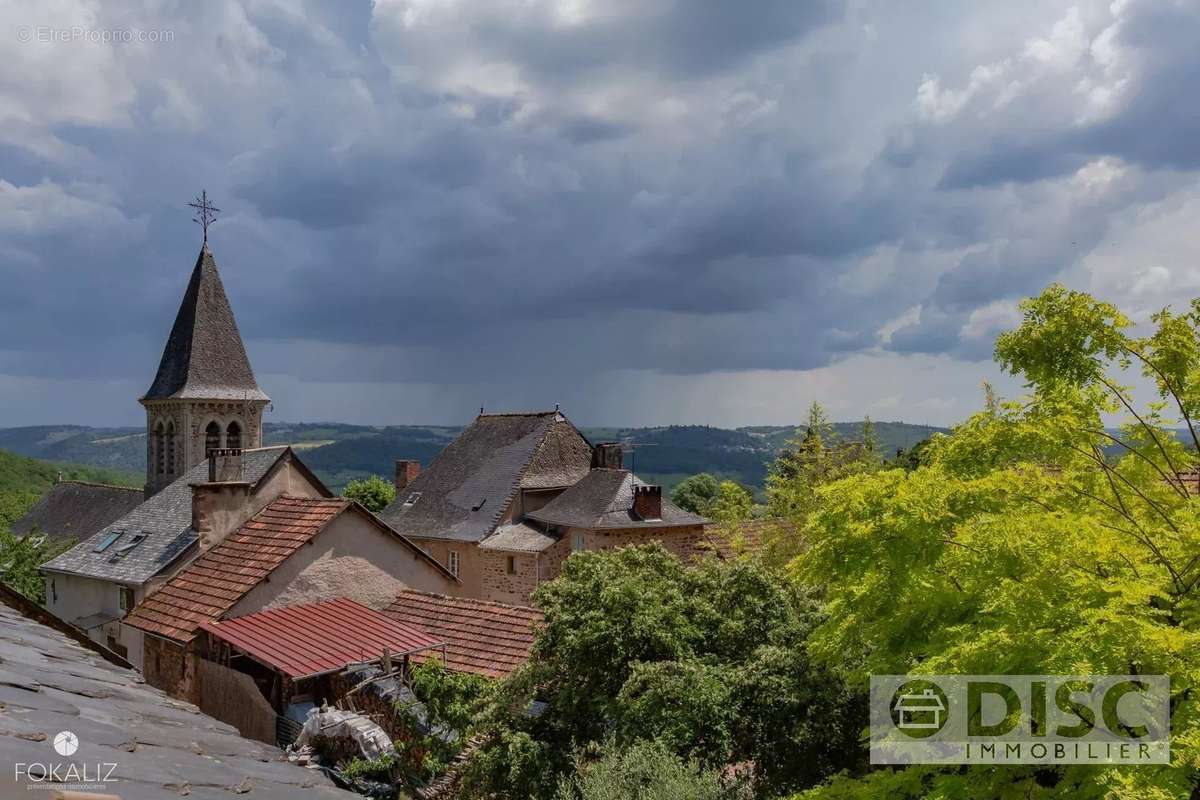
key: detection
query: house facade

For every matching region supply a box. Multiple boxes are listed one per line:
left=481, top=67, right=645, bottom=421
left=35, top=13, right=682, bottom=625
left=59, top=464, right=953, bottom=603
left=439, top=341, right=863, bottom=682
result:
left=123, top=495, right=457, bottom=700
left=40, top=446, right=330, bottom=668
left=380, top=415, right=711, bottom=604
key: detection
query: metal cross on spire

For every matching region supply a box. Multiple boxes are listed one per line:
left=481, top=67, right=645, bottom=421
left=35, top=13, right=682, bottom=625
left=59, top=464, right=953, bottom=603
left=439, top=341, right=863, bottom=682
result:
left=188, top=190, right=220, bottom=243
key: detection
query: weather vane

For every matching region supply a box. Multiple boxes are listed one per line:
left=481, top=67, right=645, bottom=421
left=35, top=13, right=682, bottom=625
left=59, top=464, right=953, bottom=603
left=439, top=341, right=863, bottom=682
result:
left=188, top=190, right=220, bottom=243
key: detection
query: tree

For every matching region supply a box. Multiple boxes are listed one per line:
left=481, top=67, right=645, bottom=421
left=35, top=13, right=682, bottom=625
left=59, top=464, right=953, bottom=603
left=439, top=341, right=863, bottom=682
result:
left=463, top=545, right=863, bottom=798
left=671, top=473, right=721, bottom=515
left=553, top=739, right=737, bottom=800
left=707, top=481, right=753, bottom=523
left=796, top=285, right=1200, bottom=799
left=342, top=474, right=396, bottom=512
left=763, top=403, right=877, bottom=562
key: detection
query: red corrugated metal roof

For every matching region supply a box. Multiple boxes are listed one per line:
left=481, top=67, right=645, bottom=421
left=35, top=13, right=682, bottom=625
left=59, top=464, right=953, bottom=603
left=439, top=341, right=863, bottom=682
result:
left=199, top=597, right=445, bottom=679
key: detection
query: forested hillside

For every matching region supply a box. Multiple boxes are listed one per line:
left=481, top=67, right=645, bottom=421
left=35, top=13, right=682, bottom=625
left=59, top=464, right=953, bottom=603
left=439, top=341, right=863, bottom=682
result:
left=0, top=420, right=946, bottom=492
left=0, top=448, right=141, bottom=495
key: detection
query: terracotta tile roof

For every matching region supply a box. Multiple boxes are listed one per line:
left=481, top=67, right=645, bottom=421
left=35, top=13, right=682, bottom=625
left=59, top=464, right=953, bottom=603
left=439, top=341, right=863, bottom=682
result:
left=200, top=598, right=445, bottom=680
left=124, top=496, right=348, bottom=643
left=384, top=590, right=543, bottom=679
left=699, top=517, right=793, bottom=559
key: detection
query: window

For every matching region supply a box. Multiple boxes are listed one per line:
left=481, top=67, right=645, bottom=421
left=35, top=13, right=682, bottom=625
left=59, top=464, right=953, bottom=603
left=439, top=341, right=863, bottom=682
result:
left=108, top=533, right=148, bottom=562
left=571, top=532, right=586, bottom=551
left=93, top=531, right=122, bottom=552
left=165, top=420, right=176, bottom=474
left=506, top=555, right=516, bottom=575
left=226, top=421, right=242, bottom=450
left=205, top=421, right=222, bottom=455
left=154, top=421, right=165, bottom=475
left=448, top=550, right=460, bottom=577
left=403, top=492, right=422, bottom=508
left=50, top=579, right=57, bottom=604
left=118, top=586, right=135, bottom=612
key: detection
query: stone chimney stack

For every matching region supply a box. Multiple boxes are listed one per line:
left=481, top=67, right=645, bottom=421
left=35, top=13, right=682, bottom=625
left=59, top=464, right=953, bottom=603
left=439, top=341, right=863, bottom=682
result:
left=395, top=460, right=421, bottom=490
left=591, top=443, right=624, bottom=470
left=633, top=485, right=662, bottom=521
left=191, top=447, right=255, bottom=551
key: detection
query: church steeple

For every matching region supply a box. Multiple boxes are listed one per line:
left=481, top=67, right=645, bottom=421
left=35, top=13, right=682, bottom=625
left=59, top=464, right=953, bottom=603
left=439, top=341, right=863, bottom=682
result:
left=140, top=232, right=269, bottom=496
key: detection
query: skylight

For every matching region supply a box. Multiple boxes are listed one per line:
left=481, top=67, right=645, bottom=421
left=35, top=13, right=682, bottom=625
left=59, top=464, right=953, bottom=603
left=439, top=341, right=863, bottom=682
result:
left=107, top=533, right=148, bottom=562
left=93, top=531, right=122, bottom=552
left=403, top=492, right=421, bottom=508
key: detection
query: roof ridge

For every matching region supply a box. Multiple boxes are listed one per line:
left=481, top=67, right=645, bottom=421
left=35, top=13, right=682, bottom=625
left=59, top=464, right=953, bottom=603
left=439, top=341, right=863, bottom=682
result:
left=477, top=410, right=559, bottom=418
left=394, top=588, right=540, bottom=613
left=54, top=479, right=143, bottom=492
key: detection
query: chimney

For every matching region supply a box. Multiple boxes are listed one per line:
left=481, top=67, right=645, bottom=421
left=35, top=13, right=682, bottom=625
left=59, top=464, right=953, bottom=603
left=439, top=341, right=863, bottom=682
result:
left=591, top=443, right=624, bottom=470
left=191, top=481, right=253, bottom=551
left=208, top=448, right=245, bottom=482
left=192, top=448, right=253, bottom=551
left=633, top=484, right=662, bottom=521
left=395, top=459, right=421, bottom=490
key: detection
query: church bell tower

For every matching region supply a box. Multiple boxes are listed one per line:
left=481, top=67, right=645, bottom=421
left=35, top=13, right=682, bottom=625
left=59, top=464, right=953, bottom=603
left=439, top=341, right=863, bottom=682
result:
left=140, top=193, right=269, bottom=496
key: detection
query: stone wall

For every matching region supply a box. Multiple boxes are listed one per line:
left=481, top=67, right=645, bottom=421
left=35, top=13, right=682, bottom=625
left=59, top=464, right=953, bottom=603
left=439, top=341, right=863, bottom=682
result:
left=143, top=635, right=197, bottom=702
left=479, top=549, right=539, bottom=605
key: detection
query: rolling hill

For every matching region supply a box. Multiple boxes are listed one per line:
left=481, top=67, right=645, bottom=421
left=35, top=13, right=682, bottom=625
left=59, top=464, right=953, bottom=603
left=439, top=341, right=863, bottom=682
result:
left=0, top=420, right=946, bottom=493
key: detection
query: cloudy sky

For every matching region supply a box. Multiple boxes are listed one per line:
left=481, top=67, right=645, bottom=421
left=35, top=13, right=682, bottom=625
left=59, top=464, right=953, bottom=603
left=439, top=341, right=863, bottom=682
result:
left=1, top=0, right=1197, bottom=429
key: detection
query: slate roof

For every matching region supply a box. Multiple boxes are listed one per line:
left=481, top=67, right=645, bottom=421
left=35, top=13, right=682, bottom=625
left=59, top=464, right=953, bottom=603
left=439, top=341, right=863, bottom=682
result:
left=478, top=520, right=558, bottom=553
left=42, top=447, right=297, bottom=586
left=200, top=598, right=445, bottom=680
left=123, top=496, right=349, bottom=643
left=379, top=411, right=592, bottom=543
left=0, top=588, right=355, bottom=800
left=142, top=243, right=269, bottom=402
left=385, top=590, right=543, bottom=678
left=125, top=496, right=455, bottom=644
left=12, top=480, right=143, bottom=543
left=526, top=469, right=708, bottom=530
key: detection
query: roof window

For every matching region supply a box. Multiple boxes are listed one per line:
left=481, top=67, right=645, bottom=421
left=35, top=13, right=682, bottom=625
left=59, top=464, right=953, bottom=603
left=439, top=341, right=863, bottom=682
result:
left=93, top=531, right=123, bottom=552
left=403, top=492, right=422, bottom=508
left=108, top=533, right=148, bottom=562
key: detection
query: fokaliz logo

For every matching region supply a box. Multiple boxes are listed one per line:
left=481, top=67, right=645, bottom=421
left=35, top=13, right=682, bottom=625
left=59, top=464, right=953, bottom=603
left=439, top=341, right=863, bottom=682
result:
left=13, top=730, right=119, bottom=789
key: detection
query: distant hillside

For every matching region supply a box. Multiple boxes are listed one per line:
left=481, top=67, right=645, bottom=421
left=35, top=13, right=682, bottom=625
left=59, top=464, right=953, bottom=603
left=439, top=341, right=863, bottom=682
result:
left=0, top=448, right=141, bottom=496
left=0, top=420, right=947, bottom=493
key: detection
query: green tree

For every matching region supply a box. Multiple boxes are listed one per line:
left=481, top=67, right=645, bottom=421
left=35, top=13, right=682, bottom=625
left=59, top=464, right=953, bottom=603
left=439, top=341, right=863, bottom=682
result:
left=342, top=474, right=396, bottom=512
left=707, top=481, right=753, bottom=523
left=553, top=739, right=736, bottom=800
left=670, top=473, right=721, bottom=515
left=797, top=285, right=1200, bottom=799
left=464, top=545, right=862, bottom=798
left=764, top=403, right=876, bottom=562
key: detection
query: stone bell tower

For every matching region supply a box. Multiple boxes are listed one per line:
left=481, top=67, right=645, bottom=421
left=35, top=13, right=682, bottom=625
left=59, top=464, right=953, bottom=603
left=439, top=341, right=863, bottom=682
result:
left=140, top=211, right=269, bottom=496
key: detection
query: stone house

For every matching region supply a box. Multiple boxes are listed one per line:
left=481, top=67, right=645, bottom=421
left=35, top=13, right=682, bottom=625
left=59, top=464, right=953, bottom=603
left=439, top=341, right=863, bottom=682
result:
left=123, top=494, right=457, bottom=700
left=379, top=415, right=710, bottom=604
left=40, top=446, right=329, bottom=668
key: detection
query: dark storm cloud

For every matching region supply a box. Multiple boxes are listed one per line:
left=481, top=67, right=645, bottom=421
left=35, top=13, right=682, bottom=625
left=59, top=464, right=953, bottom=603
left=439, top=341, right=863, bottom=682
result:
left=3, top=0, right=1200, bottom=427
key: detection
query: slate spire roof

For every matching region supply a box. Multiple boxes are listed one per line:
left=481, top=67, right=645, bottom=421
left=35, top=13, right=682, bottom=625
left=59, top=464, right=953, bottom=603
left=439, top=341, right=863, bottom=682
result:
left=142, top=243, right=269, bottom=402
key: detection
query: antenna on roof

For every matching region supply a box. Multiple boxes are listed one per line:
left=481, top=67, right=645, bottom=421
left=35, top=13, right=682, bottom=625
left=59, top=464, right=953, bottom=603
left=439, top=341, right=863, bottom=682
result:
left=621, top=440, right=658, bottom=475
